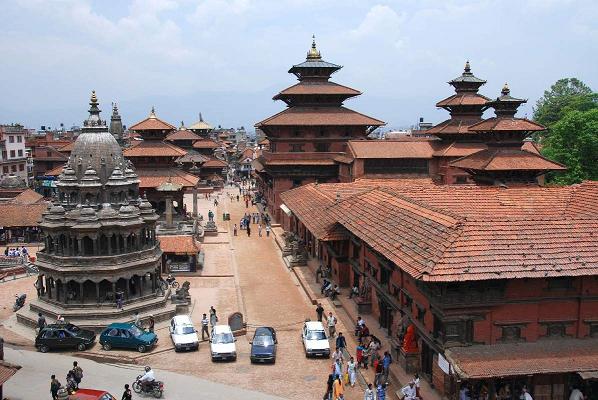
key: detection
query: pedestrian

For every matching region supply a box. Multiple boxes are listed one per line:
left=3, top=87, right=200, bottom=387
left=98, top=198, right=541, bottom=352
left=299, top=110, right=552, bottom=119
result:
left=378, top=382, right=389, bottom=400
left=37, top=312, right=47, bottom=334
left=122, top=383, right=133, bottom=400
left=356, top=343, right=364, bottom=368
left=236, top=194, right=239, bottom=202
left=258, top=224, right=262, bottom=237
left=374, top=358, right=383, bottom=386
left=414, top=373, right=422, bottom=400
left=266, top=225, right=271, bottom=237
left=332, top=347, right=344, bottom=364
left=246, top=225, right=251, bottom=237
left=148, top=315, right=155, bottom=333
left=325, top=373, right=334, bottom=400
left=336, top=332, right=347, bottom=353
left=116, top=291, right=124, bottom=310
left=382, top=351, right=392, bottom=382
left=361, top=344, right=370, bottom=369
left=233, top=224, right=238, bottom=236
left=316, top=303, right=324, bottom=322
left=71, top=361, right=83, bottom=388
left=333, top=375, right=345, bottom=400
left=360, top=324, right=370, bottom=340
left=369, top=339, right=380, bottom=367
left=214, top=198, right=218, bottom=207
left=522, top=387, right=534, bottom=400
left=364, top=383, right=375, bottom=400
left=209, top=306, right=218, bottom=326
left=327, top=312, right=337, bottom=337
left=570, top=387, right=584, bottom=400
left=347, top=357, right=357, bottom=387
left=133, top=311, right=140, bottom=327
left=201, top=313, right=210, bottom=340
left=50, top=374, right=61, bottom=400
left=333, top=359, right=343, bottom=379
left=401, top=381, right=417, bottom=400
left=316, top=264, right=323, bottom=283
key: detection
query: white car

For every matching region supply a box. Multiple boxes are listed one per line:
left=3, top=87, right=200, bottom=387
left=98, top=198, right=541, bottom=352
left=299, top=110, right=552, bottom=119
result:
left=301, top=321, right=330, bottom=358
left=210, top=325, right=237, bottom=361
left=169, top=315, right=199, bottom=352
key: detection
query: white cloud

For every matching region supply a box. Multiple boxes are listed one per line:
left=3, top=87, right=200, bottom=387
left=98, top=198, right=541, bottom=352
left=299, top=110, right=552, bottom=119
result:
left=350, top=4, right=404, bottom=48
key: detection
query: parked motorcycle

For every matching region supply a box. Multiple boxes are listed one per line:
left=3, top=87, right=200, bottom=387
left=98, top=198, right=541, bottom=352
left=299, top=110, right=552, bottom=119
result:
left=132, top=375, right=164, bottom=398
left=159, top=277, right=179, bottom=290
left=13, top=294, right=26, bottom=312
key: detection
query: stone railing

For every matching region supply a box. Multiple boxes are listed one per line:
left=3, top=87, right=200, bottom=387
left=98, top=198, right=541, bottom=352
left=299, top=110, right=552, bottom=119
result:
left=36, top=245, right=161, bottom=268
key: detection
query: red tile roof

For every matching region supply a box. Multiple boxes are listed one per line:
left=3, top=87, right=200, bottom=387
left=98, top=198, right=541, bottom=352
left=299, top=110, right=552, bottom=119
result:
left=469, top=117, right=546, bottom=132
left=0, top=360, right=21, bottom=386
left=202, top=158, right=228, bottom=168
left=45, top=164, right=65, bottom=176
left=0, top=202, right=47, bottom=227
left=425, top=118, right=481, bottom=135
left=432, top=142, right=487, bottom=157
left=522, top=141, right=542, bottom=155
left=348, top=140, right=435, bottom=159
left=58, top=142, right=75, bottom=152
left=12, top=189, right=44, bottom=204
left=445, top=339, right=598, bottom=379
left=283, top=180, right=598, bottom=282
left=158, top=235, right=201, bottom=254
left=450, top=148, right=566, bottom=171
left=123, top=141, right=186, bottom=157
left=436, top=93, right=490, bottom=107
left=274, top=82, right=361, bottom=98
left=135, top=168, right=199, bottom=188
left=129, top=116, right=176, bottom=131
left=166, top=129, right=202, bottom=141
left=192, top=139, right=220, bottom=149
left=256, top=106, right=385, bottom=127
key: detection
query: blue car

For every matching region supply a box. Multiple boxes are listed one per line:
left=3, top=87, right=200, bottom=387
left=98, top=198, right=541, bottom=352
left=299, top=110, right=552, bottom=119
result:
left=250, top=327, right=277, bottom=363
left=99, top=322, right=158, bottom=353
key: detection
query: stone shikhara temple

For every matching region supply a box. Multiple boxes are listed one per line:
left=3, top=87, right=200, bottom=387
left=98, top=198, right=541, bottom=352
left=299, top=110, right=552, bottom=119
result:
left=17, top=92, right=180, bottom=330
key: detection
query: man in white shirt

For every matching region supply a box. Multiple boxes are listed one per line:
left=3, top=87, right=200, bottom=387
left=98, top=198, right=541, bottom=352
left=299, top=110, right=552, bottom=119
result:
left=521, top=387, right=533, bottom=400
left=327, top=312, right=337, bottom=337
left=569, top=388, right=584, bottom=400
left=140, top=366, right=155, bottom=392
left=401, top=381, right=418, bottom=400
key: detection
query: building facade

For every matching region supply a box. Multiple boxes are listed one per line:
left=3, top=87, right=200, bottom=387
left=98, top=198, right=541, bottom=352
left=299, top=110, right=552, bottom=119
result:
left=0, top=125, right=29, bottom=185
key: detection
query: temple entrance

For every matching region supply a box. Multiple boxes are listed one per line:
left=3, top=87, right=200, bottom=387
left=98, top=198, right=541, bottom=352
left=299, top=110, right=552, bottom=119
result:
left=378, top=297, right=393, bottom=336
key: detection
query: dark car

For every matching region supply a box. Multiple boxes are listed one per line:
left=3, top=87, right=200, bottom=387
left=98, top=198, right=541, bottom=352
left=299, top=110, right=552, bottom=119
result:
left=250, top=327, right=277, bottom=363
left=35, top=323, right=96, bottom=353
left=99, top=322, right=158, bottom=353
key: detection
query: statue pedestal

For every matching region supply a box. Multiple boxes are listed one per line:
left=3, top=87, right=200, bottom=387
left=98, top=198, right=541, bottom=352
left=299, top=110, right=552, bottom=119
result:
left=399, top=348, right=420, bottom=374
left=203, top=220, right=218, bottom=236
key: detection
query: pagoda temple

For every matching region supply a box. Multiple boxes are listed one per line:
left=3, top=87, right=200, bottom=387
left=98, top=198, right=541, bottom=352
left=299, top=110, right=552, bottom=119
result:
left=16, top=92, right=179, bottom=331
left=254, top=37, right=385, bottom=220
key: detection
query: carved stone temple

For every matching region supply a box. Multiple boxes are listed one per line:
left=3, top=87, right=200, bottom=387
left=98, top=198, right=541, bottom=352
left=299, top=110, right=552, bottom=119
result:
left=17, top=91, right=183, bottom=331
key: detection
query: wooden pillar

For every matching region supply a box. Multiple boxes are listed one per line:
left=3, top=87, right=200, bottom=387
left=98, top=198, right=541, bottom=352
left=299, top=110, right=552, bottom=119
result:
left=192, top=187, right=198, bottom=217
left=140, top=275, right=145, bottom=297
left=165, top=195, right=173, bottom=225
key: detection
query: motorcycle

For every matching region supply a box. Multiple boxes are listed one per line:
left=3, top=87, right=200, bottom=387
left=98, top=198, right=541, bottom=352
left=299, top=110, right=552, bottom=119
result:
left=132, top=375, right=164, bottom=398
left=13, top=294, right=26, bottom=312
left=159, top=278, right=179, bottom=290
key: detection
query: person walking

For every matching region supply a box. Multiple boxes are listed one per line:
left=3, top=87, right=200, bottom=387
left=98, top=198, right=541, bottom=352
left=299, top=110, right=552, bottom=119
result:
left=246, top=224, right=251, bottom=237
left=50, top=374, right=61, bottom=400
left=332, top=347, right=344, bottom=364
left=333, top=376, right=345, bottom=400
left=327, top=312, right=337, bottom=337
left=209, top=306, right=218, bottom=327
left=147, top=315, right=155, bottom=333
left=325, top=374, right=334, bottom=400
left=265, top=224, right=271, bottom=237
left=121, top=383, right=133, bottom=400
left=258, top=224, right=262, bottom=237
left=236, top=194, right=239, bottom=202
left=133, top=311, right=140, bottom=327
left=382, top=351, right=392, bottom=383
left=336, top=332, right=347, bottom=353
left=364, top=383, right=375, bottom=400
left=37, top=312, right=46, bottom=334
left=233, top=224, right=238, bottom=236
left=201, top=313, right=210, bottom=340
left=347, top=357, right=357, bottom=387
left=316, top=303, right=324, bottom=322
left=333, top=359, right=343, bottom=379
left=71, top=361, right=83, bottom=389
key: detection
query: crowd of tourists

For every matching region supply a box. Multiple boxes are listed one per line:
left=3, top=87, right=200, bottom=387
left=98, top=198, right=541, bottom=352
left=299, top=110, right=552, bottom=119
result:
left=3, top=246, right=29, bottom=259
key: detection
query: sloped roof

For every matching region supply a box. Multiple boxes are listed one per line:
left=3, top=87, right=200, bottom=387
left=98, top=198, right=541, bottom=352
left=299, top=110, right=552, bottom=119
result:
left=158, top=235, right=201, bottom=254
left=432, top=142, right=487, bottom=157
left=45, top=164, right=66, bottom=176
left=58, top=142, right=76, bottom=152
left=129, top=116, right=176, bottom=131
left=274, top=82, right=361, bottom=99
left=0, top=360, right=21, bottom=386
left=0, top=202, right=47, bottom=227
left=123, top=141, right=186, bottom=157
left=450, top=148, right=566, bottom=171
left=135, top=168, right=199, bottom=188
left=425, top=118, right=481, bottom=135
left=192, top=139, right=220, bottom=149
left=348, top=140, right=435, bottom=159
left=202, top=158, right=228, bottom=168
left=436, top=93, right=490, bottom=107
left=256, top=106, right=385, bottom=127
left=176, top=151, right=210, bottom=164
left=469, top=117, right=546, bottom=132
left=12, top=189, right=44, bottom=204
left=166, top=129, right=202, bottom=142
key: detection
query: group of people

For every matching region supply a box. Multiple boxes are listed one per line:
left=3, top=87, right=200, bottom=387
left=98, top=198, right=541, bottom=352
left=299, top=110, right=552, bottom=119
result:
left=3, top=246, right=29, bottom=259
left=320, top=279, right=341, bottom=300
left=234, top=212, right=271, bottom=238
left=200, top=306, right=219, bottom=340
left=49, top=361, right=84, bottom=399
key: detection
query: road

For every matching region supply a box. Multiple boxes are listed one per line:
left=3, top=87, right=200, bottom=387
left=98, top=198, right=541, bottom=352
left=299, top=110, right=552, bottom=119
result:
left=2, top=345, right=282, bottom=400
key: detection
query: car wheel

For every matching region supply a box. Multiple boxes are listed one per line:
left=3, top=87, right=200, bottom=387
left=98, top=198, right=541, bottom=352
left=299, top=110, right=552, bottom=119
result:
left=77, top=343, right=86, bottom=351
left=138, top=344, right=146, bottom=353
left=102, top=342, right=112, bottom=351
left=38, top=344, right=49, bottom=353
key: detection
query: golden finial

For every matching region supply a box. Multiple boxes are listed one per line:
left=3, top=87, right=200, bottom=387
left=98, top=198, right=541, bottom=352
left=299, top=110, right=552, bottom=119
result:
left=306, top=34, right=321, bottom=60
left=149, top=106, right=157, bottom=119
left=90, top=90, right=98, bottom=103
left=464, top=60, right=471, bottom=73
left=501, top=82, right=510, bottom=96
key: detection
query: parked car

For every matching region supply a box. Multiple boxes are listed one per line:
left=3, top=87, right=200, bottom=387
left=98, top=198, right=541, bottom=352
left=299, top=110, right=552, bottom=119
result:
left=99, top=322, right=157, bottom=353
left=35, top=323, right=96, bottom=353
left=169, top=315, right=199, bottom=351
left=301, top=321, right=330, bottom=358
left=210, top=325, right=236, bottom=361
left=68, top=389, right=116, bottom=400
left=250, top=327, right=277, bottom=363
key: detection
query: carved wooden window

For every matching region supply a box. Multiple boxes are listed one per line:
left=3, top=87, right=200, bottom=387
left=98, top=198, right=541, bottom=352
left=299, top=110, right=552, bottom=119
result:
left=500, top=325, right=522, bottom=342
left=546, top=323, right=566, bottom=337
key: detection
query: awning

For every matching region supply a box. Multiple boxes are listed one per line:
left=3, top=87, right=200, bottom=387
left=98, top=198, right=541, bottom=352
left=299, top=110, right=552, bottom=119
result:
left=578, top=371, right=598, bottom=380
left=280, top=204, right=292, bottom=216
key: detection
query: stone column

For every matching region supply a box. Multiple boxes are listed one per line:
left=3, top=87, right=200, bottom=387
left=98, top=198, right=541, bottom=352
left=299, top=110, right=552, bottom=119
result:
left=93, top=237, right=98, bottom=255
left=47, top=278, right=52, bottom=299
left=165, top=195, right=173, bottom=225
left=77, top=238, right=83, bottom=256
left=111, top=282, right=116, bottom=300
left=107, top=235, right=112, bottom=255
left=79, top=282, right=84, bottom=304
left=140, top=275, right=145, bottom=297
left=95, top=282, right=100, bottom=303
left=192, top=187, right=198, bottom=218
left=152, top=272, right=157, bottom=291
left=125, top=279, right=130, bottom=300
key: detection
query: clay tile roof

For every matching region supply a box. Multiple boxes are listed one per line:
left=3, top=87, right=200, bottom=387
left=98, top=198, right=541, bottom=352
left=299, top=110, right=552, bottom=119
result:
left=12, top=189, right=44, bottom=204
left=274, top=82, right=361, bottom=98
left=176, top=151, right=209, bottom=164
left=158, top=235, right=200, bottom=254
left=58, top=142, right=76, bottom=152
left=450, top=148, right=566, bottom=171
left=202, top=158, right=228, bottom=168
left=348, top=140, right=435, bottom=159
left=129, top=116, right=176, bottom=131
left=469, top=118, right=546, bottom=132
left=0, top=360, right=21, bottom=386
left=256, top=106, right=385, bottom=127
left=445, top=339, right=598, bottom=379
left=425, top=118, right=480, bottom=135
left=521, top=141, right=542, bottom=155
left=436, top=93, right=490, bottom=107
left=432, top=142, right=487, bottom=157
left=123, top=141, right=187, bottom=157
left=0, top=202, right=47, bottom=227
left=135, top=168, right=199, bottom=188
left=192, top=139, right=220, bottom=149
left=166, top=129, right=202, bottom=142
left=45, top=164, right=66, bottom=177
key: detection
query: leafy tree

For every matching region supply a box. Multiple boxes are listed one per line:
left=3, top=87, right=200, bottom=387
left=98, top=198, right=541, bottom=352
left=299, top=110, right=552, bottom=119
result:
left=541, top=108, right=598, bottom=185
left=533, top=78, right=597, bottom=128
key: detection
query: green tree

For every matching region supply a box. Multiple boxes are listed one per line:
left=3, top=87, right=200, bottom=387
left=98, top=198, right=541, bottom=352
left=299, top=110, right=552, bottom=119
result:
left=533, top=78, right=597, bottom=128
left=541, top=108, right=598, bottom=185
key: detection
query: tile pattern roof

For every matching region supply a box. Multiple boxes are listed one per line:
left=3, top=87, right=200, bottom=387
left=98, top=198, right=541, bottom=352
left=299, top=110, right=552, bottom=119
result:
left=425, top=118, right=481, bottom=135
left=0, top=202, right=47, bottom=227
left=274, top=82, right=361, bottom=98
left=45, top=164, right=66, bottom=176
left=192, top=139, right=220, bottom=149
left=283, top=180, right=598, bottom=282
left=201, top=158, right=228, bottom=168
left=445, top=339, right=598, bottom=379
left=450, top=148, right=566, bottom=171
left=129, top=116, right=176, bottom=131
left=12, top=189, right=44, bottom=204
left=135, top=168, right=199, bottom=188
left=158, top=235, right=201, bottom=254
left=436, top=93, right=490, bottom=107
left=123, top=141, right=187, bottom=157
left=166, top=129, right=202, bottom=141
left=432, top=142, right=487, bottom=157
left=469, top=117, right=546, bottom=132
left=256, top=106, right=385, bottom=127
left=348, top=140, right=435, bottom=159
left=0, top=360, right=21, bottom=386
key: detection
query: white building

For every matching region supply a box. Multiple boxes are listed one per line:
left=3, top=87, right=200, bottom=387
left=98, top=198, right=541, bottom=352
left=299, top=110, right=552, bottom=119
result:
left=0, top=125, right=29, bottom=185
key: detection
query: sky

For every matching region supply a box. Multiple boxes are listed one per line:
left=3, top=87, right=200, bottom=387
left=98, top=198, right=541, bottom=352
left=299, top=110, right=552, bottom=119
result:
left=1, top=0, right=597, bottom=132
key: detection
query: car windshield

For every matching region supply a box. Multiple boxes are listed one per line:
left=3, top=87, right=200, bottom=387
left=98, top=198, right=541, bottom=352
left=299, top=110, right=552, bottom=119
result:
left=212, top=333, right=233, bottom=344
left=253, top=335, right=274, bottom=346
left=128, top=326, right=143, bottom=337
left=65, top=324, right=80, bottom=333
left=306, top=330, right=327, bottom=340
left=176, top=326, right=195, bottom=335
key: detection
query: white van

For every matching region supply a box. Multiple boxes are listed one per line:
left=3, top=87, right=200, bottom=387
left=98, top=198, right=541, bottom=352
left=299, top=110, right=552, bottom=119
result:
left=301, top=320, right=330, bottom=358
left=169, top=315, right=199, bottom=351
left=210, top=325, right=237, bottom=361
